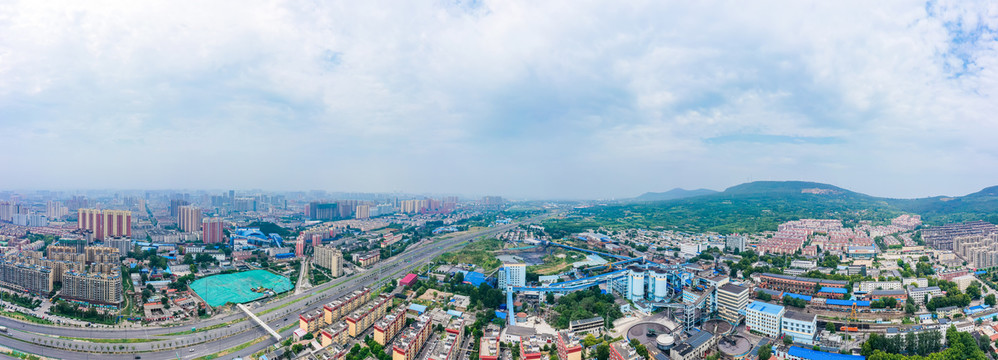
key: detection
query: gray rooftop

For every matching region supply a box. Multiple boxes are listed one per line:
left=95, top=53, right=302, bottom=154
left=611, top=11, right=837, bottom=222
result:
left=783, top=310, right=816, bottom=322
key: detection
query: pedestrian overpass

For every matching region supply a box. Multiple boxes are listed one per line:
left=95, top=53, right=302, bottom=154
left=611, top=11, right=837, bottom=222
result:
left=237, top=303, right=282, bottom=341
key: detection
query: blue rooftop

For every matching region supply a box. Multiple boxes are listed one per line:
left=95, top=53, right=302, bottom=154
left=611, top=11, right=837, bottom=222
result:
left=784, top=293, right=812, bottom=301
left=787, top=346, right=865, bottom=360
left=495, top=310, right=507, bottom=319
left=408, top=304, right=427, bottom=313
left=747, top=300, right=785, bottom=315
left=446, top=310, right=463, bottom=317
left=825, top=299, right=870, bottom=307
left=819, top=287, right=848, bottom=294
left=463, top=271, right=487, bottom=287
left=976, top=270, right=987, bottom=275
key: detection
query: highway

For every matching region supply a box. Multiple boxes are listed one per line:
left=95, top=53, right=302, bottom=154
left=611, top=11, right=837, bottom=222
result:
left=0, top=215, right=544, bottom=360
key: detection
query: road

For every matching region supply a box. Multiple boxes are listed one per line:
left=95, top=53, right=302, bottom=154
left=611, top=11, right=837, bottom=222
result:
left=0, top=215, right=545, bottom=360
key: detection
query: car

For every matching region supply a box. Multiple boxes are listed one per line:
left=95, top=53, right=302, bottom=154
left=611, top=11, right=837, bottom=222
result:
left=190, top=349, right=196, bottom=352
left=134, top=357, right=141, bottom=359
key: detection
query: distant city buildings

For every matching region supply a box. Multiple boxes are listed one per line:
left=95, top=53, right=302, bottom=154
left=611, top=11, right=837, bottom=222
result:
left=77, top=209, right=132, bottom=240
left=202, top=217, right=225, bottom=244
left=923, top=220, right=997, bottom=250
left=314, top=245, right=343, bottom=277
left=177, top=205, right=202, bottom=233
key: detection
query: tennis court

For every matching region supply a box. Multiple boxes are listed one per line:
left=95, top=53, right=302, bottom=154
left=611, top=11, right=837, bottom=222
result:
left=190, top=270, right=293, bottom=307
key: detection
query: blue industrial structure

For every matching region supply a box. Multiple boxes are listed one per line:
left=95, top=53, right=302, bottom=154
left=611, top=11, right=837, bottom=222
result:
left=501, top=239, right=710, bottom=332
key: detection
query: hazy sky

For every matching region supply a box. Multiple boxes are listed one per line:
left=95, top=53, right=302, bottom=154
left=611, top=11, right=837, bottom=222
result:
left=2, top=1, right=997, bottom=199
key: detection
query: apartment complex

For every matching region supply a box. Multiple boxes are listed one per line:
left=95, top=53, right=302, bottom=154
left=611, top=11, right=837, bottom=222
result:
left=0, top=259, right=53, bottom=295
left=345, top=295, right=391, bottom=337
left=923, top=220, right=997, bottom=250
left=717, top=283, right=750, bottom=325
left=374, top=306, right=408, bottom=345
left=61, top=270, right=124, bottom=305
left=392, top=315, right=432, bottom=360
left=314, top=245, right=344, bottom=277
left=323, top=288, right=372, bottom=326
left=77, top=209, right=132, bottom=240
left=177, top=205, right=202, bottom=233
left=745, top=301, right=785, bottom=337
left=725, top=235, right=746, bottom=253
left=954, top=233, right=998, bottom=268
left=427, top=317, right=465, bottom=360
left=202, top=217, right=225, bottom=244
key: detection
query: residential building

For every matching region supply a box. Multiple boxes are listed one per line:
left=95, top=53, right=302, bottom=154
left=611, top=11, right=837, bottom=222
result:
left=202, top=217, right=225, bottom=244
left=300, top=309, right=325, bottom=333
left=781, top=311, right=816, bottom=345
left=907, top=286, right=942, bottom=305
left=374, top=307, right=407, bottom=346
left=344, top=295, right=391, bottom=337
left=61, top=270, right=124, bottom=305
left=392, top=315, right=432, bottom=360
left=105, top=237, right=133, bottom=254
left=717, top=283, right=750, bottom=325
left=177, top=205, right=202, bottom=233
left=745, top=301, right=785, bottom=337
left=518, top=336, right=545, bottom=360
left=726, top=235, right=746, bottom=253
left=356, top=251, right=381, bottom=268
left=78, top=209, right=132, bottom=240
left=0, top=259, right=53, bottom=295
left=858, top=281, right=903, bottom=292
left=556, top=331, right=583, bottom=360
left=609, top=340, right=642, bottom=360
left=479, top=334, right=500, bottom=360
left=568, top=316, right=604, bottom=335
left=923, top=220, right=997, bottom=250
left=323, top=288, right=372, bottom=325
left=314, top=245, right=343, bottom=277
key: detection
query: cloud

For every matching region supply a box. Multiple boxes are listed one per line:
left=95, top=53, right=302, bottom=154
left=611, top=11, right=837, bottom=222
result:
left=0, top=0, right=997, bottom=199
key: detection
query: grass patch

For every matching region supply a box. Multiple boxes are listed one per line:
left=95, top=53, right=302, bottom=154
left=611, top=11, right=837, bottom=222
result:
left=278, top=323, right=296, bottom=333
left=0, top=309, right=53, bottom=325
left=162, top=318, right=245, bottom=336
left=194, top=334, right=267, bottom=360
left=56, top=336, right=159, bottom=343
left=436, top=238, right=503, bottom=272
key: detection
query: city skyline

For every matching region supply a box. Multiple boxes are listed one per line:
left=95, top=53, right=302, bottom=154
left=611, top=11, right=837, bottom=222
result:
left=2, top=1, right=998, bottom=199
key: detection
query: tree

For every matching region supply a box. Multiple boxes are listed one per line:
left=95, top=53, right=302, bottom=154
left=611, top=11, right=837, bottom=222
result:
left=596, top=343, right=610, bottom=360
left=826, top=322, right=836, bottom=333
left=905, top=301, right=917, bottom=314
left=986, top=294, right=996, bottom=307
left=784, top=336, right=793, bottom=345
left=546, top=292, right=556, bottom=304
left=758, top=344, right=772, bottom=360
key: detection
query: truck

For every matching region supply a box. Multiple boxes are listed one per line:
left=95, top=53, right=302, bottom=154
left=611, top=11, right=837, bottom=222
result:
left=0, top=326, right=8, bottom=332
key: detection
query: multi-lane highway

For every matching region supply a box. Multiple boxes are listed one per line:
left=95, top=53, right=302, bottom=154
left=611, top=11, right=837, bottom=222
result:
left=0, top=215, right=544, bottom=360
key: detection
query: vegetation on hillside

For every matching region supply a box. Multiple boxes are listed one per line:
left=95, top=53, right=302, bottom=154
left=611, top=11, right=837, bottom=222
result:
left=437, top=238, right=504, bottom=272
left=546, top=181, right=998, bottom=234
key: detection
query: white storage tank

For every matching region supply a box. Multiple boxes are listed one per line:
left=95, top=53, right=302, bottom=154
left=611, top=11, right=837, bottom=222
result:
left=653, top=269, right=669, bottom=301
left=629, top=266, right=645, bottom=299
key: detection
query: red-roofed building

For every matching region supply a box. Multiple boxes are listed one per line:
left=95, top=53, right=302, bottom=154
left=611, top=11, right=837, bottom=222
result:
left=401, top=273, right=418, bottom=286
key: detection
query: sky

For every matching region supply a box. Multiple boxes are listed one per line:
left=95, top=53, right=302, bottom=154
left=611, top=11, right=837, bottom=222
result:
left=1, top=1, right=998, bottom=200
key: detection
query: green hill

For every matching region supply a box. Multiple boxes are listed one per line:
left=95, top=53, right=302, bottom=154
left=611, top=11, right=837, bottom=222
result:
left=550, top=181, right=998, bottom=234
left=632, top=188, right=718, bottom=202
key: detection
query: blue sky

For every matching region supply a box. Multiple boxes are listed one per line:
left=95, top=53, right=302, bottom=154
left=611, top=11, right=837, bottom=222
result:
left=1, top=1, right=997, bottom=199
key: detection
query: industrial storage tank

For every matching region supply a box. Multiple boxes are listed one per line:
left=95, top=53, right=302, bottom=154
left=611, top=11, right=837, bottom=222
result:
left=629, top=266, right=645, bottom=299
left=655, top=334, right=675, bottom=352
left=652, top=269, right=669, bottom=301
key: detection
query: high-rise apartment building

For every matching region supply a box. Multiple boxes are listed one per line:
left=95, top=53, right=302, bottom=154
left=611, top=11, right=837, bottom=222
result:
left=46, top=201, right=69, bottom=219
left=356, top=205, right=371, bottom=219
left=314, top=245, right=343, bottom=277
left=61, top=270, right=124, bottom=305
left=202, top=217, right=225, bottom=244
left=177, top=205, right=202, bottom=233
left=78, top=209, right=131, bottom=240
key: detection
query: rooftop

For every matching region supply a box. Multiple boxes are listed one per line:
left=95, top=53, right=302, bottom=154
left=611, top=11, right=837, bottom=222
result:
left=819, top=287, right=848, bottom=294
left=746, top=300, right=785, bottom=316
left=783, top=310, right=816, bottom=322
left=719, top=283, right=748, bottom=294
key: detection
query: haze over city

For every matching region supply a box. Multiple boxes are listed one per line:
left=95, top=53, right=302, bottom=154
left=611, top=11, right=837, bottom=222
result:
left=2, top=1, right=998, bottom=199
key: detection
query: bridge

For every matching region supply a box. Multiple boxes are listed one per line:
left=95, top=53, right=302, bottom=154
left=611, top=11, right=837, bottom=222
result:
left=237, top=303, right=282, bottom=341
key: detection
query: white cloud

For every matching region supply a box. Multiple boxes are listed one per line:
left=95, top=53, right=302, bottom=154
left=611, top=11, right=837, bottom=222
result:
left=0, top=0, right=997, bottom=198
